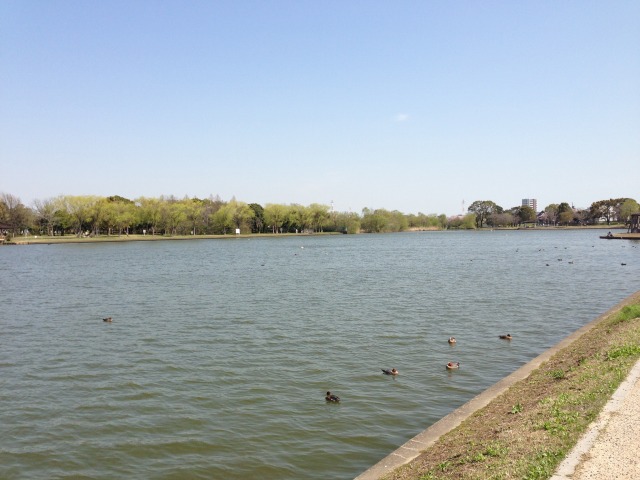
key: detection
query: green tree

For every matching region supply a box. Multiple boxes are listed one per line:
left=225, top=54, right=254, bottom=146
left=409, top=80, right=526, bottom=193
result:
left=619, top=198, right=640, bottom=224
left=52, top=204, right=74, bottom=235
left=106, top=195, right=134, bottom=204
left=264, top=203, right=288, bottom=233
left=334, top=211, right=361, bottom=233
left=360, top=208, right=388, bottom=233
left=60, top=195, right=98, bottom=236
left=209, top=199, right=254, bottom=234
left=448, top=214, right=476, bottom=229
left=308, top=203, right=330, bottom=232
left=468, top=200, right=500, bottom=228
left=514, top=205, right=536, bottom=225
left=137, top=197, right=164, bottom=235
left=183, top=197, right=205, bottom=235
left=287, top=204, right=310, bottom=233
left=544, top=204, right=560, bottom=226
left=211, top=205, right=234, bottom=234
left=91, top=197, right=110, bottom=235
left=113, top=201, right=138, bottom=235
left=387, top=210, right=409, bottom=232
left=556, top=202, right=574, bottom=225
left=201, top=195, right=226, bottom=233
left=163, top=200, right=187, bottom=235
left=407, top=212, right=446, bottom=230
left=589, top=198, right=629, bottom=225
left=229, top=199, right=255, bottom=232
left=248, top=203, right=265, bottom=233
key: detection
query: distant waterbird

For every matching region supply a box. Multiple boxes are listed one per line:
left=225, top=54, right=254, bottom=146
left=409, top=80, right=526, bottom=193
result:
left=325, top=391, right=340, bottom=402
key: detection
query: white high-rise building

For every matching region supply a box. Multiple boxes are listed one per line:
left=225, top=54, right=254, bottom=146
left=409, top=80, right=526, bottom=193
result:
left=522, top=198, right=537, bottom=212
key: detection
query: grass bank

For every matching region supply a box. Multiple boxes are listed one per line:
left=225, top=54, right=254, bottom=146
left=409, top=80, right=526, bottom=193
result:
left=383, top=292, right=640, bottom=480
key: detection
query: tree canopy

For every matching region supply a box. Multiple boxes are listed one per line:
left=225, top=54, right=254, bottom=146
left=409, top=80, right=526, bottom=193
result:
left=468, top=201, right=501, bottom=228
left=2, top=191, right=638, bottom=239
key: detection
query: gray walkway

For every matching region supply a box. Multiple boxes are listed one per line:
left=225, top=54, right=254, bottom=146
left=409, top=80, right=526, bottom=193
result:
left=551, top=358, right=640, bottom=480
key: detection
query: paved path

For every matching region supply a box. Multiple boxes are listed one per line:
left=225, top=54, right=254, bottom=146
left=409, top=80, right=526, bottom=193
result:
left=551, top=358, right=640, bottom=480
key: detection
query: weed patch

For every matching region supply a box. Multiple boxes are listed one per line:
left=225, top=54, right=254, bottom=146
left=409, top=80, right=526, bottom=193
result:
left=607, top=344, right=640, bottom=360
left=610, top=304, right=640, bottom=325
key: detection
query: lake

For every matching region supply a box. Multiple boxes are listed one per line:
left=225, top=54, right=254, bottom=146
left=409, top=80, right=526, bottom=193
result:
left=1, top=230, right=638, bottom=479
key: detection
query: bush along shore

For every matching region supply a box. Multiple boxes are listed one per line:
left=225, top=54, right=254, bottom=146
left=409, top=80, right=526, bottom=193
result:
left=382, top=292, right=640, bottom=480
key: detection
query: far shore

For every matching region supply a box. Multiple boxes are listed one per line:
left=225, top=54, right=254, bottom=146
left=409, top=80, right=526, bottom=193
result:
left=1, top=231, right=342, bottom=245
left=2, top=225, right=639, bottom=245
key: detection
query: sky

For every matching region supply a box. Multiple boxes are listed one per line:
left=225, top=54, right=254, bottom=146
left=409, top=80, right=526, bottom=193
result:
left=1, top=1, right=639, bottom=216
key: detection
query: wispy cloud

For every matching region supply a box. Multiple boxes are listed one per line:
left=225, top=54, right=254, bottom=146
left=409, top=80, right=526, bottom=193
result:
left=393, top=113, right=409, bottom=122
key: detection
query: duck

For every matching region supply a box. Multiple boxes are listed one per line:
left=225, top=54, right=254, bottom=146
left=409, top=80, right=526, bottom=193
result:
left=103, top=317, right=113, bottom=322
left=446, top=362, right=460, bottom=370
left=381, top=368, right=399, bottom=375
left=448, top=337, right=457, bottom=344
left=499, top=334, right=512, bottom=340
left=325, top=391, right=340, bottom=402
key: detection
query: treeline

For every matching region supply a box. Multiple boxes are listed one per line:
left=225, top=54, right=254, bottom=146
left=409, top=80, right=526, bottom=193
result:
left=467, top=198, right=640, bottom=228
left=2, top=192, right=637, bottom=238
left=0, top=192, right=448, bottom=237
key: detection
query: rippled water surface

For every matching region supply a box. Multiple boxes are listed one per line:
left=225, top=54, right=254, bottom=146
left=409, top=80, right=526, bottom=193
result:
left=1, top=231, right=639, bottom=479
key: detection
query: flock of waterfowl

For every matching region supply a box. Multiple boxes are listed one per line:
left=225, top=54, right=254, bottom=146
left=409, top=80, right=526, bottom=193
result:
left=103, top=313, right=520, bottom=405
left=326, top=333, right=513, bottom=402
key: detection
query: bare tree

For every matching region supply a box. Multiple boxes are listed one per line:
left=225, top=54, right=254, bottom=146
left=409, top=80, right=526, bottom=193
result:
left=1, top=192, right=32, bottom=236
left=32, top=198, right=57, bottom=236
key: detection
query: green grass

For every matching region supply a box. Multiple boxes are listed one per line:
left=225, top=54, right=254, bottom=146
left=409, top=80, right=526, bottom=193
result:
left=611, top=304, right=640, bottom=324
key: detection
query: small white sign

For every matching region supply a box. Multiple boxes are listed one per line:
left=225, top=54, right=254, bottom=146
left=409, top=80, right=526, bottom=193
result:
left=235, top=228, right=240, bottom=235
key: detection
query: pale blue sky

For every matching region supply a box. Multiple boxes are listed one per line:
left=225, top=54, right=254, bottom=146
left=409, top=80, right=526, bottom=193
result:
left=2, top=1, right=639, bottom=215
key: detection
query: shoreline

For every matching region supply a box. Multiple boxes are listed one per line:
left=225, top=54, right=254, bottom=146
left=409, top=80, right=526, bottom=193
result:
left=0, top=232, right=341, bottom=245
left=3, top=227, right=639, bottom=246
left=355, top=290, right=640, bottom=480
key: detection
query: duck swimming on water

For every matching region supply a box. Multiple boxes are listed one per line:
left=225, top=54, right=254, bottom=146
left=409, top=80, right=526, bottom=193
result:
left=448, top=337, right=457, bottom=344
left=381, top=368, right=399, bottom=375
left=325, top=391, right=340, bottom=402
left=446, top=362, right=460, bottom=370
left=499, top=334, right=512, bottom=340
left=103, top=317, right=113, bottom=322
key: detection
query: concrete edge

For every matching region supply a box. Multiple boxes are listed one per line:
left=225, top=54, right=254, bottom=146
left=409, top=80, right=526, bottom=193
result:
left=354, top=290, right=640, bottom=480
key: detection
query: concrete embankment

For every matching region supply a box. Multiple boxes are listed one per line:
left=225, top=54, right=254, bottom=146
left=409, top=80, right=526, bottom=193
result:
left=355, top=291, right=640, bottom=480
